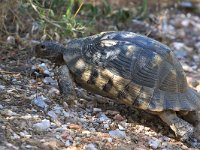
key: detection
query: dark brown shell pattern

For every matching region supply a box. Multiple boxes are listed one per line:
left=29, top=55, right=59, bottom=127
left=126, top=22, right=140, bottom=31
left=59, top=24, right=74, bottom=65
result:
left=68, top=31, right=200, bottom=112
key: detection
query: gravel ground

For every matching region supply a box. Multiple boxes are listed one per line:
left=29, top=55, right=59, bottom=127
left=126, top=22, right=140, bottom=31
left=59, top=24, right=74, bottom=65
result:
left=0, top=7, right=200, bottom=150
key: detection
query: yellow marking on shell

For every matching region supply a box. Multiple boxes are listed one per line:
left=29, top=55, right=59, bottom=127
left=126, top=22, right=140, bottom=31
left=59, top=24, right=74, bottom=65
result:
left=86, top=68, right=109, bottom=90
left=101, top=40, right=118, bottom=47
left=125, top=45, right=137, bottom=57
left=153, top=54, right=162, bottom=66
left=77, top=67, right=143, bottom=106
left=75, top=59, right=86, bottom=70
left=100, top=68, right=141, bottom=105
left=136, top=87, right=154, bottom=110
left=127, top=82, right=142, bottom=100
left=81, top=69, right=92, bottom=82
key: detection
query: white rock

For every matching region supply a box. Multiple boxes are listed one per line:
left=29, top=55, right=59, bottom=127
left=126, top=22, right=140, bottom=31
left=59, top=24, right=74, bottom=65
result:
left=118, top=124, right=126, bottom=131
left=181, top=19, right=190, bottom=27
left=65, top=140, right=72, bottom=147
left=52, top=105, right=63, bottom=114
left=179, top=1, right=192, bottom=8
left=89, top=128, right=96, bottom=132
left=32, top=96, right=48, bottom=110
left=33, top=119, right=50, bottom=131
left=148, top=138, right=161, bottom=149
left=103, top=124, right=109, bottom=129
left=193, top=55, right=200, bottom=62
left=172, top=42, right=185, bottom=50
left=24, top=145, right=37, bottom=149
left=48, top=87, right=60, bottom=96
left=174, top=50, right=187, bottom=58
left=109, top=129, right=126, bottom=139
left=1, top=109, right=18, bottom=116
left=7, top=36, right=15, bottom=45
left=38, top=63, right=51, bottom=76
left=85, top=143, right=98, bottom=150
left=11, top=133, right=20, bottom=140
left=107, top=138, right=112, bottom=142
left=0, top=104, right=3, bottom=109
left=182, top=63, right=193, bottom=72
left=195, top=42, right=200, bottom=48
left=93, top=108, right=102, bottom=112
left=0, top=85, right=5, bottom=91
left=19, top=131, right=32, bottom=138
left=47, top=110, right=58, bottom=120
left=43, top=77, right=57, bottom=85
left=97, top=113, right=111, bottom=123
left=63, top=111, right=71, bottom=117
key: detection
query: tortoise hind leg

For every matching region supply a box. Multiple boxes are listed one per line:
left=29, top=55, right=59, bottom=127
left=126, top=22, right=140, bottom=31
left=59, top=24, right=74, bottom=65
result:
left=158, top=111, right=194, bottom=141
left=184, top=111, right=200, bottom=141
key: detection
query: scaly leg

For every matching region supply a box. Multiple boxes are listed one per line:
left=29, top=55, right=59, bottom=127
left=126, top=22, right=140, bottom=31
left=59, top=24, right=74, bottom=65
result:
left=185, top=111, right=200, bottom=141
left=57, top=65, right=77, bottom=105
left=158, top=111, right=194, bottom=141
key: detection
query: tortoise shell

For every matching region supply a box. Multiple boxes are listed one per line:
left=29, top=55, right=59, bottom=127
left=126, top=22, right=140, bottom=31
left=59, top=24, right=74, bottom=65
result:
left=65, top=31, right=200, bottom=112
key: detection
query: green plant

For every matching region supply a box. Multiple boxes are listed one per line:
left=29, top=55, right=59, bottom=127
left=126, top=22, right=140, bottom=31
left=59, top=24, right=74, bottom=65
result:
left=20, top=0, right=87, bottom=38
left=136, top=0, right=148, bottom=19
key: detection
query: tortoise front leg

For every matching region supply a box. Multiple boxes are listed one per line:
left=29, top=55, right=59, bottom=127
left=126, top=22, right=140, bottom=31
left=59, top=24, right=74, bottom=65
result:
left=56, top=65, right=77, bottom=105
left=158, top=111, right=194, bottom=141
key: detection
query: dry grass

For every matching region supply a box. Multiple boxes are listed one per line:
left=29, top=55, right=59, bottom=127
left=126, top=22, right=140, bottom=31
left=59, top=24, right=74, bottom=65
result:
left=0, top=0, right=20, bottom=34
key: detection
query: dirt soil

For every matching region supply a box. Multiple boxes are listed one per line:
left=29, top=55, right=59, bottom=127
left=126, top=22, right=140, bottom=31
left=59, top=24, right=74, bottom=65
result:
left=0, top=3, right=200, bottom=150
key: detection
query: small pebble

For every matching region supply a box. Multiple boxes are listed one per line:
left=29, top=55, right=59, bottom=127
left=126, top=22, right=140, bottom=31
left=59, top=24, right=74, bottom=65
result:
left=148, top=138, right=161, bottom=149
left=109, top=130, right=126, bottom=139
left=196, top=85, right=200, bottom=92
left=93, top=108, right=102, bottom=112
left=107, top=138, right=112, bottom=143
left=113, top=114, right=124, bottom=121
left=117, top=146, right=129, bottom=150
left=85, top=143, right=98, bottom=150
left=47, top=111, right=58, bottom=120
left=68, top=124, right=81, bottom=130
left=0, top=104, right=3, bottom=109
left=97, top=113, right=111, bottom=123
left=0, top=109, right=18, bottom=116
left=65, top=140, right=72, bottom=147
left=11, top=133, right=20, bottom=140
left=182, top=63, right=193, bottom=72
left=118, top=124, right=126, bottom=131
left=172, top=42, right=185, bottom=50
left=103, top=124, right=109, bottom=129
left=193, top=55, right=200, bottom=62
left=7, top=36, right=15, bottom=45
left=174, top=50, right=187, bottom=58
left=32, top=96, right=48, bottom=110
left=19, top=131, right=32, bottom=138
left=191, top=79, right=199, bottom=87
left=33, top=119, right=50, bottom=131
left=38, top=63, right=51, bottom=76
left=0, top=85, right=5, bottom=91
left=43, top=77, right=57, bottom=85
left=52, top=105, right=63, bottom=114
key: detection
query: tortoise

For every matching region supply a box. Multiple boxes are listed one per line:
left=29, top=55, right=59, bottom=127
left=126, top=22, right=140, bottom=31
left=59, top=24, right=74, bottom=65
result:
left=35, top=31, right=200, bottom=146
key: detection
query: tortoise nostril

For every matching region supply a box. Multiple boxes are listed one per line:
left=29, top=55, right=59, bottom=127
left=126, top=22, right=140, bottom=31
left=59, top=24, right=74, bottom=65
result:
left=40, top=45, right=45, bottom=49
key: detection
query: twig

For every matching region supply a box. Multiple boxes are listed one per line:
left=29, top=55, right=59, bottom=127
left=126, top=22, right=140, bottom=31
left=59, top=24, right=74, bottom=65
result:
left=0, top=70, right=21, bottom=75
left=74, top=0, right=84, bottom=18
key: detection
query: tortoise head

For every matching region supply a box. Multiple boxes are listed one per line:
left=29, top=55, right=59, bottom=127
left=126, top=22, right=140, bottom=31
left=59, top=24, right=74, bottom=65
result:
left=35, top=41, right=66, bottom=64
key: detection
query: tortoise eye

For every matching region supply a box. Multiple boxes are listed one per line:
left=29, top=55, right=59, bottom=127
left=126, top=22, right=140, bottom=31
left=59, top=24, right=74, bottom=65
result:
left=40, top=44, right=45, bottom=49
